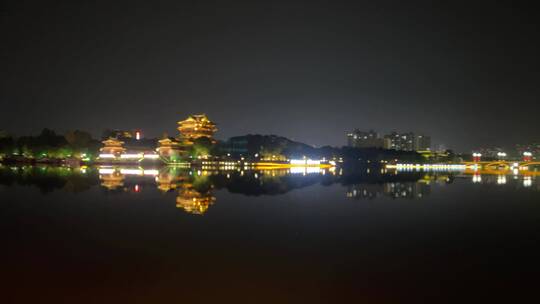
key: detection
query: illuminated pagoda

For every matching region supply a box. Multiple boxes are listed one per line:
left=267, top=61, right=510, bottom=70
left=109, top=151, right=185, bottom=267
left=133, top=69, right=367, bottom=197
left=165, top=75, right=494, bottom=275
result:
left=177, top=114, right=217, bottom=144
left=176, top=184, right=216, bottom=215
left=156, top=136, right=184, bottom=159
left=99, top=137, right=126, bottom=157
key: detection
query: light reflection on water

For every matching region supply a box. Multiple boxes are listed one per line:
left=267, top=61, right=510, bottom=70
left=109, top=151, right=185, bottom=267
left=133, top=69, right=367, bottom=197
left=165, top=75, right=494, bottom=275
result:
left=1, top=165, right=538, bottom=215
left=2, top=164, right=540, bottom=302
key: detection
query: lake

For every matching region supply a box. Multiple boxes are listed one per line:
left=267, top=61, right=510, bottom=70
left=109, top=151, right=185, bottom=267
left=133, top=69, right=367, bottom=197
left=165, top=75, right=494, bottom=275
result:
left=1, top=165, right=539, bottom=303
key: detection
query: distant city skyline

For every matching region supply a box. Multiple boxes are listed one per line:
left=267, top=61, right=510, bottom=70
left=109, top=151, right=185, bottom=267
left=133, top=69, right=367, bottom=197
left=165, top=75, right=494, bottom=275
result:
left=0, top=116, right=538, bottom=153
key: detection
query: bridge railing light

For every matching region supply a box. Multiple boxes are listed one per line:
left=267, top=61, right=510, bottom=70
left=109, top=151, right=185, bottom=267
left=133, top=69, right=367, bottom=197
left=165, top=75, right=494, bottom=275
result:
left=98, top=154, right=116, bottom=159
left=143, top=154, right=160, bottom=159
left=120, top=154, right=143, bottom=159
left=98, top=168, right=115, bottom=174
left=120, top=169, right=144, bottom=175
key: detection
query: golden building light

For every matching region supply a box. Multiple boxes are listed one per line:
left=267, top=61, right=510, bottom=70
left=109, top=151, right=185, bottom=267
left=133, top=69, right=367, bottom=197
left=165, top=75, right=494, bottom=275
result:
left=156, top=137, right=185, bottom=158
left=99, top=171, right=125, bottom=190
left=177, top=114, right=217, bottom=144
left=176, top=184, right=216, bottom=215
left=99, top=138, right=127, bottom=157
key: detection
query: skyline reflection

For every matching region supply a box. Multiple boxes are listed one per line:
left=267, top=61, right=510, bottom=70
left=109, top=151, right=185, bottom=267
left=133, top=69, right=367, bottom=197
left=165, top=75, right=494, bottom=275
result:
left=0, top=165, right=538, bottom=215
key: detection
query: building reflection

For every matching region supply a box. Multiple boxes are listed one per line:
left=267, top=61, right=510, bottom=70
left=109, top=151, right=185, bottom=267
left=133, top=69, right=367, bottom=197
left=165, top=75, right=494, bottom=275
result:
left=156, top=168, right=216, bottom=215
left=99, top=169, right=125, bottom=190
left=176, top=184, right=216, bottom=215
left=155, top=168, right=187, bottom=192
left=346, top=182, right=432, bottom=200
left=97, top=167, right=540, bottom=207
left=2, top=166, right=538, bottom=204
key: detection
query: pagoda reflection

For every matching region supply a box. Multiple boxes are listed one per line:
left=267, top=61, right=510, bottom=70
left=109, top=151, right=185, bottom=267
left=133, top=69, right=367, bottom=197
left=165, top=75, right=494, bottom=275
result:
left=176, top=183, right=216, bottom=215
left=157, top=168, right=217, bottom=215
left=95, top=166, right=526, bottom=213
left=99, top=169, right=125, bottom=190
left=155, top=167, right=189, bottom=192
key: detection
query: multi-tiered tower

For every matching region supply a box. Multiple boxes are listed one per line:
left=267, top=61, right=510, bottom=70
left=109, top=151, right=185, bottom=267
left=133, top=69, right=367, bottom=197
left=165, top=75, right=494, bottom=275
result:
left=99, top=138, right=126, bottom=156
left=177, top=114, right=217, bottom=144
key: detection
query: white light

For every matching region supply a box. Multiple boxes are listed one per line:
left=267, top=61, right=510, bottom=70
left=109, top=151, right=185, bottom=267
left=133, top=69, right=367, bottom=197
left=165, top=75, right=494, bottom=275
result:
left=143, top=154, right=160, bottom=159
left=120, top=169, right=144, bottom=175
left=143, top=169, right=159, bottom=176
left=99, top=154, right=116, bottom=159
left=290, top=159, right=306, bottom=165
left=98, top=168, right=115, bottom=174
left=120, top=154, right=143, bottom=159
left=390, top=163, right=466, bottom=171
left=290, top=159, right=321, bottom=166
left=289, top=167, right=322, bottom=174
left=523, top=152, right=532, bottom=156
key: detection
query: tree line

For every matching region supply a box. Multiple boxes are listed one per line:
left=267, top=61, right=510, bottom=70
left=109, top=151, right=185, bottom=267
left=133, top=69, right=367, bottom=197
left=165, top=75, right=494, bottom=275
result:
left=0, top=129, right=100, bottom=159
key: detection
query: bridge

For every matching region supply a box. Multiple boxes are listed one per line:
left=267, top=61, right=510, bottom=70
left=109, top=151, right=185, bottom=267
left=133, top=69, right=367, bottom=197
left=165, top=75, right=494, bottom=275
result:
left=461, top=161, right=540, bottom=171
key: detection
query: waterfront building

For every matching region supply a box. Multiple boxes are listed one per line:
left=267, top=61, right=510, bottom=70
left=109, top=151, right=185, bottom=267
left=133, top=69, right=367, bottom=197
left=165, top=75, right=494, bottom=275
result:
left=384, top=132, right=430, bottom=151
left=384, top=132, right=415, bottom=151
left=99, top=138, right=126, bottom=156
left=347, top=129, right=385, bottom=148
left=156, top=137, right=184, bottom=159
left=177, top=114, right=217, bottom=144
left=414, top=134, right=431, bottom=151
left=347, top=129, right=430, bottom=151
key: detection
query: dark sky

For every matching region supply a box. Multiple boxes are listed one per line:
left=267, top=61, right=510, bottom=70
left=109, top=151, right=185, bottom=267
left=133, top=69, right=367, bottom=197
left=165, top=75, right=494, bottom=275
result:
left=2, top=1, right=539, bottom=151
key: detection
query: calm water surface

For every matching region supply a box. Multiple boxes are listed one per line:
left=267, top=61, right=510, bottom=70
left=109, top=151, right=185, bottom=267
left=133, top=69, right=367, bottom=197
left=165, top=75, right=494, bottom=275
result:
left=1, top=165, right=540, bottom=303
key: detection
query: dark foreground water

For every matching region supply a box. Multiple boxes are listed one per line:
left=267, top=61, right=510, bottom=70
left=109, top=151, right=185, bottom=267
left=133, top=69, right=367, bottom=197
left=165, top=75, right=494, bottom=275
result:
left=1, top=165, right=540, bottom=303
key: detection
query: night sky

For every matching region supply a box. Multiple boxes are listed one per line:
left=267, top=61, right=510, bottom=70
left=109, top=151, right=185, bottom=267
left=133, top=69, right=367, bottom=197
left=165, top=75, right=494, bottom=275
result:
left=2, top=1, right=539, bottom=151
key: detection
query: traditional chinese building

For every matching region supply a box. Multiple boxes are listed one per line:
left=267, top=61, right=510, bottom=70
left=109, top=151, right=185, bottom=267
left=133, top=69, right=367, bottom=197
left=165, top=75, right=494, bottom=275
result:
left=99, top=138, right=126, bottom=156
left=156, top=137, right=184, bottom=159
left=177, top=114, right=217, bottom=144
